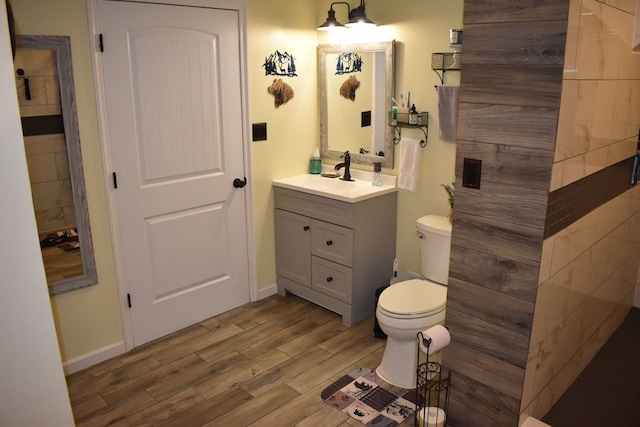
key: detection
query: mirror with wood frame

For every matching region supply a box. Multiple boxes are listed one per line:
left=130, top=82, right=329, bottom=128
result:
left=16, top=35, right=97, bottom=295
left=318, top=41, right=395, bottom=168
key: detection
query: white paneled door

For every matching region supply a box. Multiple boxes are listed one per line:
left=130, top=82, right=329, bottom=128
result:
left=98, top=0, right=250, bottom=345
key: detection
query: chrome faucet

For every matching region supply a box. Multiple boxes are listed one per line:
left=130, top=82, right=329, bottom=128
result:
left=334, top=151, right=353, bottom=181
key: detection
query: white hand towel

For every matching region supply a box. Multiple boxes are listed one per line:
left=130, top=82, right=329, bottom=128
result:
left=437, top=85, right=459, bottom=142
left=398, top=138, right=421, bottom=192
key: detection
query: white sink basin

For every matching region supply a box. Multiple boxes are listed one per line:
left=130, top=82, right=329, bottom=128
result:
left=273, top=171, right=397, bottom=203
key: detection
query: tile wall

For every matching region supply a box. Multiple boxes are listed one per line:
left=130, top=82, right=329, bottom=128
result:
left=521, top=0, right=640, bottom=421
left=15, top=49, right=75, bottom=234
left=444, top=1, right=568, bottom=425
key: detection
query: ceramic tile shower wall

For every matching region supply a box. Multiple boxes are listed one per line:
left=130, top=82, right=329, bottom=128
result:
left=523, top=191, right=640, bottom=419
left=15, top=49, right=74, bottom=234
left=521, top=0, right=640, bottom=420
left=551, top=0, right=640, bottom=190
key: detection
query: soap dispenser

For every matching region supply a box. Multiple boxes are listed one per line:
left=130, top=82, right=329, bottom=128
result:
left=372, top=162, right=383, bottom=186
left=409, top=104, right=418, bottom=125
left=309, top=148, right=322, bottom=174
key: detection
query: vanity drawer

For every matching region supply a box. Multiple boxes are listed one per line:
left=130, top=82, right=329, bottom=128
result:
left=312, top=256, right=352, bottom=303
left=274, top=187, right=354, bottom=227
left=311, top=219, right=353, bottom=267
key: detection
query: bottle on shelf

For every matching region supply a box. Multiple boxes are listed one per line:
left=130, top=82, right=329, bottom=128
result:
left=409, top=104, right=418, bottom=125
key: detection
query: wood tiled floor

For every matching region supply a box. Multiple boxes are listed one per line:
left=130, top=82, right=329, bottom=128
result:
left=66, top=294, right=415, bottom=426
left=41, top=244, right=82, bottom=286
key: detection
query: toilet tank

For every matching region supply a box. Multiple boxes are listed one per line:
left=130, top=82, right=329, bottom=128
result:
left=416, top=215, right=452, bottom=285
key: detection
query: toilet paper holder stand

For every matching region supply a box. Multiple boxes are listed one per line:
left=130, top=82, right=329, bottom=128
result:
left=414, top=331, right=451, bottom=427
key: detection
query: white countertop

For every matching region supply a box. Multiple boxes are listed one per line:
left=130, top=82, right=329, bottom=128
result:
left=273, top=167, right=397, bottom=203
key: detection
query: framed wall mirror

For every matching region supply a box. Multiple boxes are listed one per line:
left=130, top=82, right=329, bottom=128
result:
left=318, top=41, right=395, bottom=168
left=16, top=35, right=97, bottom=295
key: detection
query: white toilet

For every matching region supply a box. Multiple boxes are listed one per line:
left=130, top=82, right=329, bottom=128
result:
left=375, top=215, right=451, bottom=389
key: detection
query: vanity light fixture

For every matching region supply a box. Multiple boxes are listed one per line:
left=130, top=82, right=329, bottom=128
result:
left=346, top=0, right=376, bottom=28
left=317, top=2, right=348, bottom=31
left=317, top=0, right=377, bottom=31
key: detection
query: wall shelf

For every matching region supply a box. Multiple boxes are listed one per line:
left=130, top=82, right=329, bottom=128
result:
left=432, top=49, right=461, bottom=85
left=390, top=112, right=429, bottom=147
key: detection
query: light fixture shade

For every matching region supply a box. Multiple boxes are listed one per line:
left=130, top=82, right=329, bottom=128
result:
left=317, top=1, right=376, bottom=31
left=345, top=1, right=376, bottom=28
left=317, top=9, right=345, bottom=31
left=345, top=15, right=376, bottom=28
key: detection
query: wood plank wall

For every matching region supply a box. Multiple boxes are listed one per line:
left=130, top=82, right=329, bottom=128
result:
left=442, top=1, right=569, bottom=425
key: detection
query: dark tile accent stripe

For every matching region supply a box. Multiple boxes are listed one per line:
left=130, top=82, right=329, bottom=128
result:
left=21, top=115, right=64, bottom=137
left=545, top=157, right=635, bottom=239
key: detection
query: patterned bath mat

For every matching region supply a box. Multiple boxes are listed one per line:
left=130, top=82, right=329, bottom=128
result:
left=321, top=368, right=415, bottom=426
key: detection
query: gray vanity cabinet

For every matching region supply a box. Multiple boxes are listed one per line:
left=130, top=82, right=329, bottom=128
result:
left=274, top=187, right=397, bottom=326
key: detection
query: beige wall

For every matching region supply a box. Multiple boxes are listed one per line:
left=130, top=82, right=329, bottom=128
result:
left=0, top=2, right=75, bottom=423
left=522, top=0, right=640, bottom=420
left=353, top=0, right=463, bottom=278
left=247, top=0, right=320, bottom=292
left=11, top=0, right=463, bottom=365
left=11, top=0, right=125, bottom=363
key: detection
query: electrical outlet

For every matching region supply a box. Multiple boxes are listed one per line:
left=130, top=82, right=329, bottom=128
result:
left=252, top=122, right=267, bottom=141
left=361, top=111, right=371, bottom=127
left=463, top=158, right=482, bottom=189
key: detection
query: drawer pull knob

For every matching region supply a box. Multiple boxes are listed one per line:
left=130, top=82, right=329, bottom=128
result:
left=303, top=225, right=310, bottom=231
left=326, top=240, right=333, bottom=246
left=326, top=276, right=333, bottom=283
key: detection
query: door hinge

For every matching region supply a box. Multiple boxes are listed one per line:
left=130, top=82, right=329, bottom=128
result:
left=99, top=34, right=104, bottom=52
left=112, top=172, right=118, bottom=189
left=127, top=293, right=132, bottom=308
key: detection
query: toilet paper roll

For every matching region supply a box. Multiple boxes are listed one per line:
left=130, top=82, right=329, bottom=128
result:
left=418, top=324, right=450, bottom=355
left=417, top=406, right=446, bottom=427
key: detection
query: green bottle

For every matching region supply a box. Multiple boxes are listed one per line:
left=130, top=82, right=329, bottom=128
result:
left=309, top=148, right=322, bottom=174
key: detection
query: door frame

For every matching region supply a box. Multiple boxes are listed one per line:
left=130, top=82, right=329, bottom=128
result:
left=86, top=0, right=257, bottom=351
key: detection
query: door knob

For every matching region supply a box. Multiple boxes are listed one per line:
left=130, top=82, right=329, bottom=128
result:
left=233, top=177, right=247, bottom=188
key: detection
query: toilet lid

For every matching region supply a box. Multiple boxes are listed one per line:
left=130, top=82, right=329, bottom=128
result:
left=378, top=279, right=447, bottom=316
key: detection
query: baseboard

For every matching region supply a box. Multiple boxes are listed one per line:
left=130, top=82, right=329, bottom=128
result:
left=257, top=283, right=278, bottom=300
left=62, top=341, right=127, bottom=375
left=64, top=287, right=278, bottom=375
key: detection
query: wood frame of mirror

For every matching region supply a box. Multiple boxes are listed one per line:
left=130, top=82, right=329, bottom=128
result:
left=17, top=35, right=98, bottom=296
left=318, top=41, right=395, bottom=168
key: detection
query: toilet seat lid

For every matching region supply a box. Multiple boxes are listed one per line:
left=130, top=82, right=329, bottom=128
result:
left=378, top=279, right=447, bottom=316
